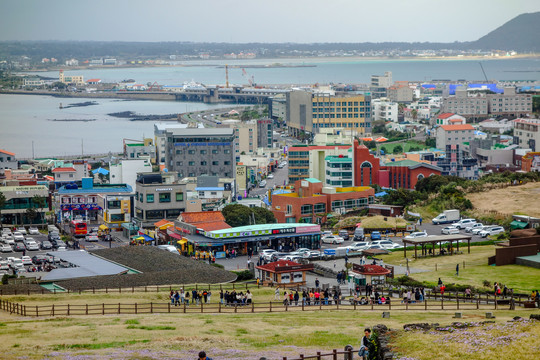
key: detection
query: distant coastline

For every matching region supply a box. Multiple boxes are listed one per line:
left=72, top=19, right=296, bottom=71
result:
left=22, top=53, right=540, bottom=72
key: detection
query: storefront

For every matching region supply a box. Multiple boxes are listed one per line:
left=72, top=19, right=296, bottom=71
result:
left=180, top=223, right=322, bottom=255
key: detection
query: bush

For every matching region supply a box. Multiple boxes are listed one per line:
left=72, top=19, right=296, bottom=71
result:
left=1, top=274, right=8, bottom=285
left=211, top=263, right=225, bottom=269
left=231, top=270, right=253, bottom=281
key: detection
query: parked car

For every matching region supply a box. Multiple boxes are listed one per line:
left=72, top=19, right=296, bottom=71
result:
left=51, top=239, right=66, bottom=248
left=279, top=255, right=303, bottom=262
left=259, top=180, right=267, bottom=188
left=404, top=231, right=428, bottom=240
left=322, top=235, right=344, bottom=244
left=48, top=233, right=61, bottom=242
left=370, top=231, right=382, bottom=240
left=365, top=244, right=385, bottom=251
left=28, top=227, right=40, bottom=235
left=441, top=226, right=460, bottom=235
left=338, top=230, right=350, bottom=241
left=17, top=227, right=27, bottom=235
left=1, top=228, right=12, bottom=235
left=13, top=232, right=25, bottom=242
left=267, top=174, right=274, bottom=179
left=260, top=249, right=278, bottom=261
left=0, top=260, right=9, bottom=270
left=479, top=226, right=505, bottom=238
left=23, top=239, right=39, bottom=251
left=0, top=243, right=12, bottom=253
left=472, top=226, right=489, bottom=235
left=8, top=257, right=24, bottom=270
left=305, top=250, right=322, bottom=259
left=371, top=240, right=402, bottom=249
left=32, top=255, right=51, bottom=265
left=85, top=235, right=100, bottom=242
left=454, top=218, right=477, bottom=230
left=40, top=240, right=53, bottom=250
left=347, top=241, right=369, bottom=252
left=465, top=223, right=483, bottom=233
left=290, top=248, right=311, bottom=257
left=2, top=235, right=15, bottom=245
left=21, top=256, right=33, bottom=265
left=156, top=245, right=179, bottom=254
left=14, top=243, right=26, bottom=252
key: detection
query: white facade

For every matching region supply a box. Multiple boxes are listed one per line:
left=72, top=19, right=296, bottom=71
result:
left=514, top=118, right=540, bottom=152
left=154, top=123, right=203, bottom=165
left=372, top=98, right=398, bottom=122
left=109, top=158, right=153, bottom=192
left=0, top=150, right=17, bottom=169
left=436, top=125, right=475, bottom=150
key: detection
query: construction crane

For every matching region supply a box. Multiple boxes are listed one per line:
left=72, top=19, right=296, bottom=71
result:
left=479, top=62, right=489, bottom=82
left=225, top=64, right=229, bottom=88
left=147, top=81, right=161, bottom=91
left=242, top=68, right=255, bottom=87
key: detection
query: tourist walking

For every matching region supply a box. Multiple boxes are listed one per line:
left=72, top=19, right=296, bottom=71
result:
left=358, top=328, right=372, bottom=360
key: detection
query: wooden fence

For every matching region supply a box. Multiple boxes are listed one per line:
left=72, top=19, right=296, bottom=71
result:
left=285, top=346, right=356, bottom=360
left=0, top=296, right=507, bottom=317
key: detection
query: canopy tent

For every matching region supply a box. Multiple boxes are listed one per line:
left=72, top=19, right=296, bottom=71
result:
left=99, top=224, right=109, bottom=231
left=510, top=220, right=528, bottom=230
left=92, top=167, right=109, bottom=175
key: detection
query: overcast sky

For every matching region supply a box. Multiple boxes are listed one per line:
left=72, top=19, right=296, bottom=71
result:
left=1, top=0, right=539, bottom=43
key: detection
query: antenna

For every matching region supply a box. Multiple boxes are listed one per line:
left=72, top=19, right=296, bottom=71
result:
left=479, top=62, right=488, bottom=82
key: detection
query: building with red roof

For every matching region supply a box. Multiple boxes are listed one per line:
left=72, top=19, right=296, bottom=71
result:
left=435, top=113, right=466, bottom=126
left=0, top=149, right=17, bottom=169
left=174, top=211, right=231, bottom=235
left=436, top=124, right=475, bottom=150
left=256, top=260, right=313, bottom=287
left=351, top=264, right=392, bottom=286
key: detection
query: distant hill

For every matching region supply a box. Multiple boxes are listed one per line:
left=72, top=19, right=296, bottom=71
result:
left=470, top=12, right=540, bottom=51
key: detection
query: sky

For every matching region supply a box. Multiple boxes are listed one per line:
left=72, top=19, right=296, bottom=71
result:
left=1, top=0, right=539, bottom=43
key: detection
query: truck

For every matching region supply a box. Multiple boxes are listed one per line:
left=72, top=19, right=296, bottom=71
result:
left=432, top=209, right=460, bottom=225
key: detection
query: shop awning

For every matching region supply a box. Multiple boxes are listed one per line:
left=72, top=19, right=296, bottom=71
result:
left=136, top=234, right=154, bottom=242
left=99, top=224, right=109, bottom=231
left=510, top=220, right=528, bottom=229
left=168, top=231, right=183, bottom=240
left=154, top=219, right=173, bottom=229
left=177, top=239, right=188, bottom=245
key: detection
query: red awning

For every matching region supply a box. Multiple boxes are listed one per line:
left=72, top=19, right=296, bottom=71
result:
left=167, top=231, right=183, bottom=240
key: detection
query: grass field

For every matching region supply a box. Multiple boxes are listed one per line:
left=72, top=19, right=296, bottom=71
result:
left=381, top=245, right=540, bottom=294
left=0, top=303, right=538, bottom=359
left=381, top=140, right=428, bottom=154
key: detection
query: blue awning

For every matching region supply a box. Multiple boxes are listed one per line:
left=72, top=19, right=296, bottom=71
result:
left=92, top=167, right=109, bottom=175
left=375, top=191, right=387, bottom=197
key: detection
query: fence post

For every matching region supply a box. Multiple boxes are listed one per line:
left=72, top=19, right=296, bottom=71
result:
left=201, top=303, right=204, bottom=313
left=184, top=303, right=186, bottom=313
left=106, top=287, right=108, bottom=294
left=36, top=305, right=38, bottom=317
left=406, top=300, right=408, bottom=311
left=252, top=302, right=254, bottom=313
left=477, top=297, right=479, bottom=310
left=234, top=304, right=238, bottom=313
left=441, top=298, right=444, bottom=310
left=135, top=303, right=138, bottom=314
left=218, top=302, right=222, bottom=313
left=354, top=301, right=356, bottom=311
left=118, top=303, right=121, bottom=314
left=52, top=304, right=55, bottom=316
left=102, top=303, right=105, bottom=315
left=67, top=304, right=70, bottom=316
left=371, top=300, right=374, bottom=311
left=333, top=349, right=338, bottom=360
left=269, top=301, right=272, bottom=313
left=145, top=286, right=147, bottom=292
left=457, top=294, right=459, bottom=310
left=425, top=299, right=427, bottom=311
left=317, top=351, right=322, bottom=360
left=86, top=304, right=88, bottom=315
left=119, top=286, right=121, bottom=294
left=151, top=302, right=154, bottom=313
left=132, top=286, right=134, bottom=293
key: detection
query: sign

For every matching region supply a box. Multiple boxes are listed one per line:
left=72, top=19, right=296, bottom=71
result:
left=215, top=251, right=226, bottom=259
left=301, top=180, right=308, bottom=187
left=295, top=225, right=321, bottom=234
left=121, top=200, right=130, bottom=214
left=60, top=203, right=102, bottom=211
left=155, top=188, right=173, bottom=191
left=272, top=228, right=296, bottom=235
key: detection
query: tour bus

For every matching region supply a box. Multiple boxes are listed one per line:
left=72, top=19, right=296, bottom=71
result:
left=70, top=220, right=88, bottom=237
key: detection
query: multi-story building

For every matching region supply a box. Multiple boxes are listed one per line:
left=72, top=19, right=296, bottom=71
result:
left=513, top=118, right=540, bottom=152
left=436, top=124, right=475, bottom=150
left=521, top=152, right=540, bottom=172
left=270, top=93, right=287, bottom=121
left=286, top=91, right=371, bottom=136
left=387, top=81, right=414, bottom=103
left=371, top=98, right=398, bottom=122
left=288, top=145, right=351, bottom=184
left=370, top=71, right=392, bottom=99
left=154, top=123, right=201, bottom=165
left=0, top=184, right=49, bottom=225
left=488, top=87, right=532, bottom=117
left=325, top=155, right=353, bottom=187
left=52, top=160, right=90, bottom=189
left=54, top=177, right=132, bottom=223
left=436, top=144, right=478, bottom=180
left=0, top=149, right=17, bottom=169
left=23, top=77, right=45, bottom=87
left=220, top=120, right=257, bottom=155
left=441, top=89, right=488, bottom=118
left=271, top=178, right=375, bottom=224
left=134, top=172, right=186, bottom=228
left=58, top=70, right=84, bottom=86
left=257, top=118, right=273, bottom=149
left=163, top=127, right=235, bottom=178
left=109, top=158, right=153, bottom=192
left=124, top=138, right=156, bottom=161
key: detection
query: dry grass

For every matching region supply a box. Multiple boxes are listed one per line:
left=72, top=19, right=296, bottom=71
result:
left=0, top=305, right=538, bottom=359
left=467, top=181, right=540, bottom=217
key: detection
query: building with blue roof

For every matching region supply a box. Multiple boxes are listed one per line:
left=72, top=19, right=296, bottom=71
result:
left=54, top=177, right=133, bottom=229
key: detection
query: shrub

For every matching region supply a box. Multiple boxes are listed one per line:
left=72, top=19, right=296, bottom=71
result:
left=231, top=270, right=253, bottom=281
left=483, top=280, right=491, bottom=288
left=211, top=263, right=225, bottom=269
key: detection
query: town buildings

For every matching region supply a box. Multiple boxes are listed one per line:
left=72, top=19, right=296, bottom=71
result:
left=0, top=149, right=17, bottom=169
left=287, top=145, right=351, bottom=184
left=436, top=144, right=479, bottom=179
left=371, top=98, right=398, bottom=122
left=109, top=158, right=153, bottom=192
left=434, top=113, right=466, bottom=126
left=387, top=81, right=414, bottom=103
left=218, top=118, right=273, bottom=156
left=370, top=71, right=392, bottom=99
left=435, top=124, right=475, bottom=150
left=58, top=70, right=84, bottom=86
left=163, top=127, right=235, bottom=178
left=513, top=118, right=540, bottom=152
left=271, top=178, right=374, bottom=224
left=51, top=160, right=90, bottom=188
left=0, top=184, right=49, bottom=225
left=521, top=152, right=540, bottom=172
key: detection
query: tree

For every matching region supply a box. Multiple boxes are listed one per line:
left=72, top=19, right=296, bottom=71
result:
left=393, top=145, right=403, bottom=154
left=222, top=204, right=276, bottom=227
left=26, top=207, right=38, bottom=224
left=32, top=195, right=47, bottom=224
left=425, top=138, right=436, bottom=148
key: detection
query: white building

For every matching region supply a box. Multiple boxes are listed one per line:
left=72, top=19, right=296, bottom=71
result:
left=153, top=122, right=203, bottom=165
left=513, top=118, right=540, bottom=152
left=436, top=124, right=475, bottom=150
left=371, top=98, right=398, bottom=122
left=0, top=149, right=17, bottom=169
left=52, top=160, right=89, bottom=183
left=434, top=113, right=466, bottom=126
left=109, top=158, right=153, bottom=193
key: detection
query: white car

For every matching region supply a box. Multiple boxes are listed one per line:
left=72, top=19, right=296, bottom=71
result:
left=24, top=240, right=40, bottom=251
left=21, top=256, right=33, bottom=265
left=371, top=240, right=402, bottom=249
left=28, top=227, right=40, bottom=235
left=13, top=232, right=25, bottom=241
left=18, top=228, right=27, bottom=235
left=8, top=257, right=24, bottom=270
left=2, top=235, right=15, bottom=245
left=260, top=249, right=278, bottom=260
left=465, top=223, right=483, bottom=233
left=1, top=228, right=12, bottom=235
left=267, top=174, right=274, bottom=179
left=472, top=226, right=489, bottom=235
left=0, top=243, right=11, bottom=252
left=157, top=245, right=179, bottom=254
left=404, top=232, right=428, bottom=240
left=0, top=260, right=9, bottom=270
left=454, top=219, right=477, bottom=230
left=479, top=226, right=505, bottom=238
left=322, top=235, right=344, bottom=244
left=441, top=226, right=460, bottom=235
left=347, top=241, right=369, bottom=252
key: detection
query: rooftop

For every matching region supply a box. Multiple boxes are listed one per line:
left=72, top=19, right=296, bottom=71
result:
left=437, top=113, right=456, bottom=119
left=179, top=211, right=227, bottom=225
left=52, top=167, right=76, bottom=173
left=0, top=149, right=15, bottom=156
left=209, top=223, right=319, bottom=235
left=440, top=124, right=475, bottom=131
left=352, top=264, right=391, bottom=276
left=256, top=260, right=313, bottom=273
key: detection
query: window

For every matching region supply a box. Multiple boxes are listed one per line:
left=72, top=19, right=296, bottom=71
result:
left=212, top=150, right=219, bottom=154
left=189, top=161, right=195, bottom=166
left=224, top=161, right=231, bottom=165
left=176, top=192, right=183, bottom=201
left=301, top=204, right=313, bottom=215
left=107, top=200, right=121, bottom=209
left=159, top=193, right=171, bottom=203
left=224, top=149, right=231, bottom=154
left=201, top=161, right=207, bottom=166
left=314, top=203, right=326, bottom=213
left=176, top=161, right=183, bottom=166
left=212, top=161, right=219, bottom=165
left=188, top=150, right=195, bottom=154
left=175, top=150, right=182, bottom=155
left=286, top=204, right=293, bottom=215
left=200, top=150, right=207, bottom=154
left=110, top=213, right=124, bottom=222
left=139, top=193, right=143, bottom=202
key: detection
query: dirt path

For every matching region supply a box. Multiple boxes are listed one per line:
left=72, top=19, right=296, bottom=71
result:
left=467, top=182, right=540, bottom=217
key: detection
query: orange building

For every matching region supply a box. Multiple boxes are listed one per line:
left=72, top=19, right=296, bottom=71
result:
left=271, top=178, right=375, bottom=224
left=521, top=152, right=540, bottom=172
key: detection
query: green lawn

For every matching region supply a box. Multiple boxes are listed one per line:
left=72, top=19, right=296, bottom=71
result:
left=381, top=140, right=428, bottom=154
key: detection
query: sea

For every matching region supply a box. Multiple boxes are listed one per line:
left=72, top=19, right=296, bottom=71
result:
left=2, top=57, right=539, bottom=158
